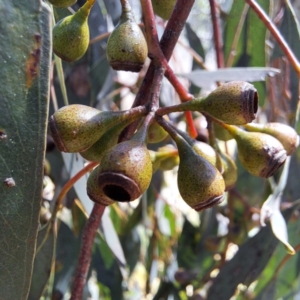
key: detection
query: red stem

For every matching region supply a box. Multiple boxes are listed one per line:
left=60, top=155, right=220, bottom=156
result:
left=185, top=111, right=198, bottom=138
left=209, top=0, right=224, bottom=68
left=163, top=61, right=194, bottom=101
left=140, top=0, right=194, bottom=102
left=140, top=0, right=164, bottom=64
left=245, top=0, right=300, bottom=74
left=70, top=204, right=105, bottom=300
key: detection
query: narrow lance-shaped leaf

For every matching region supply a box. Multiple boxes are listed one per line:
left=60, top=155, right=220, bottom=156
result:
left=261, top=157, right=295, bottom=254
left=178, top=67, right=279, bottom=88
left=206, top=206, right=295, bottom=300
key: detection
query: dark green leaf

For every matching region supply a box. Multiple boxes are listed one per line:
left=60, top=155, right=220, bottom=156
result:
left=53, top=220, right=82, bottom=298
left=92, top=241, right=124, bottom=300
left=186, top=22, right=205, bottom=95
left=206, top=207, right=295, bottom=300
left=272, top=2, right=300, bottom=200
left=254, top=207, right=300, bottom=298
left=163, top=204, right=176, bottom=237
left=120, top=228, right=141, bottom=274
left=224, top=0, right=247, bottom=65
left=255, top=278, right=277, bottom=300
left=224, top=0, right=270, bottom=104
left=247, top=0, right=270, bottom=105
left=28, top=224, right=55, bottom=300
left=0, top=1, right=51, bottom=299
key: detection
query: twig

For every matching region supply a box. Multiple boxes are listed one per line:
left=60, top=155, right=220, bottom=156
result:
left=37, top=161, right=99, bottom=253
left=274, top=242, right=300, bottom=276
left=89, top=32, right=110, bottom=45
left=177, top=39, right=208, bottom=70
left=209, top=0, right=224, bottom=68
left=140, top=0, right=164, bottom=64
left=245, top=0, right=300, bottom=74
left=164, top=63, right=194, bottom=101
left=184, top=111, right=198, bottom=138
left=160, top=0, right=195, bottom=61
left=140, top=0, right=196, bottom=137
left=50, top=161, right=99, bottom=223
left=150, top=67, right=165, bottom=110
left=70, top=204, right=106, bottom=300
left=120, top=0, right=196, bottom=141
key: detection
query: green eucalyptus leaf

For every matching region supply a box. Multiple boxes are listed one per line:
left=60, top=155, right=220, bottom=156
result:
left=206, top=206, right=295, bottom=300
left=224, top=0, right=247, bottom=65
left=0, top=1, right=51, bottom=299
left=28, top=224, right=56, bottom=300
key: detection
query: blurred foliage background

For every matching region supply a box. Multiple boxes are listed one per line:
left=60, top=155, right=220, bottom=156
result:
left=1, top=0, right=300, bottom=299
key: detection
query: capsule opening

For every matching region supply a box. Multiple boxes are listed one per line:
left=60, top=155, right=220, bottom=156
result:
left=103, top=185, right=131, bottom=202
left=253, top=91, right=258, bottom=113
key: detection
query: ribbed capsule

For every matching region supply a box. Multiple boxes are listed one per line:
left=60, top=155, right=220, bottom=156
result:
left=244, top=122, right=299, bottom=156
left=214, top=122, right=233, bottom=141
left=149, top=145, right=179, bottom=172
left=224, top=124, right=287, bottom=178
left=52, top=0, right=94, bottom=62
left=151, top=0, right=176, bottom=20
left=176, top=136, right=225, bottom=211
left=219, top=151, right=237, bottom=190
left=147, top=118, right=169, bottom=144
left=175, top=127, right=223, bottom=172
left=49, top=104, right=147, bottom=153
left=97, top=118, right=153, bottom=203
left=158, top=81, right=258, bottom=125
left=106, top=5, right=148, bottom=72
left=156, top=117, right=225, bottom=211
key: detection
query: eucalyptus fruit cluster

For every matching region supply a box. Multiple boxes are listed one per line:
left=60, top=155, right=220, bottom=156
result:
left=49, top=79, right=298, bottom=212
left=50, top=0, right=148, bottom=72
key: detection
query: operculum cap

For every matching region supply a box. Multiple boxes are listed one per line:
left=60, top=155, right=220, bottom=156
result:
left=225, top=125, right=287, bottom=178
left=106, top=9, right=148, bottom=72
left=244, top=122, right=299, bottom=156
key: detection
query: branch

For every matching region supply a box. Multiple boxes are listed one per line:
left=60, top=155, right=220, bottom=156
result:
left=209, top=0, right=224, bottom=68
left=120, top=0, right=196, bottom=140
left=245, top=0, right=300, bottom=74
left=70, top=204, right=106, bottom=300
